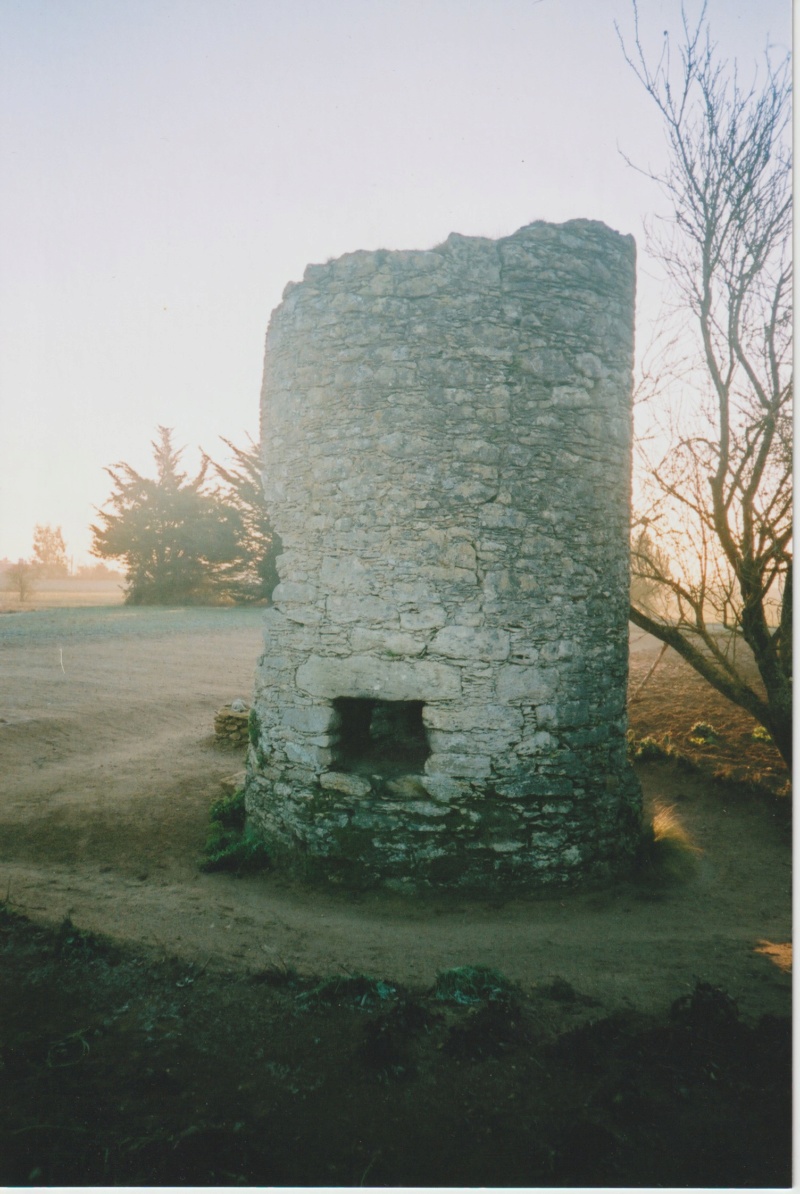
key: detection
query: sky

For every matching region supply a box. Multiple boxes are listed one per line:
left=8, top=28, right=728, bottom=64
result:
left=0, top=0, right=791, bottom=565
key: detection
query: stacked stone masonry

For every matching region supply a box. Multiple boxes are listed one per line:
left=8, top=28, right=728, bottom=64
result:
left=214, top=703, right=251, bottom=748
left=246, top=219, right=642, bottom=891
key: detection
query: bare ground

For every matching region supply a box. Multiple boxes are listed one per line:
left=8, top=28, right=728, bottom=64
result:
left=0, top=604, right=791, bottom=1185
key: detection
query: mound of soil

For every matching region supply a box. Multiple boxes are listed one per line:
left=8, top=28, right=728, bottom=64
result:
left=0, top=907, right=790, bottom=1188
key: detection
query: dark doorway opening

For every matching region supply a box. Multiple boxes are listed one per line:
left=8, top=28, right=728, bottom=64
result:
left=331, top=698, right=429, bottom=777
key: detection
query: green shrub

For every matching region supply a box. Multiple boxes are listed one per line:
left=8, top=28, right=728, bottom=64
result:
left=751, top=725, right=773, bottom=743
left=208, top=787, right=246, bottom=830
left=200, top=823, right=270, bottom=874
left=199, top=788, right=269, bottom=875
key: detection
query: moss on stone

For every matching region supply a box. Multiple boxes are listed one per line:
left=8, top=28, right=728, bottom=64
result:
left=248, top=707, right=262, bottom=749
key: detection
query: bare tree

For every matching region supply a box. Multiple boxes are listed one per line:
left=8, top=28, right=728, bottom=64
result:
left=618, top=4, right=792, bottom=767
left=6, top=559, right=35, bottom=603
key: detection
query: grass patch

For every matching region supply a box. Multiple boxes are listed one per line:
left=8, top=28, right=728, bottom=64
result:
left=199, top=788, right=270, bottom=875
left=635, top=802, right=702, bottom=887
left=652, top=803, right=701, bottom=852
left=432, top=965, right=518, bottom=1006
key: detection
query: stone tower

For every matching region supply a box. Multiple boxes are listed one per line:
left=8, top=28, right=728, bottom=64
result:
left=245, top=219, right=642, bottom=890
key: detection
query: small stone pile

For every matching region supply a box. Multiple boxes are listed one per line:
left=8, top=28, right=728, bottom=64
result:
left=214, top=699, right=251, bottom=747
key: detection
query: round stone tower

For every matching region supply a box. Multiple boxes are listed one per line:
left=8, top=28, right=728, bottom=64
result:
left=246, top=219, right=642, bottom=890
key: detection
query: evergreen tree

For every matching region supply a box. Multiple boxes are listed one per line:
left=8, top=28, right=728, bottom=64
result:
left=208, top=436, right=281, bottom=602
left=91, top=427, right=241, bottom=605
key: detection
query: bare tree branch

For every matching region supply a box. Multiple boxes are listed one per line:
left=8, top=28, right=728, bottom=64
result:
left=619, top=3, right=792, bottom=767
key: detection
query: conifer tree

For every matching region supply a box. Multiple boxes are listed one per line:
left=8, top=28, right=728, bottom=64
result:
left=91, top=427, right=241, bottom=605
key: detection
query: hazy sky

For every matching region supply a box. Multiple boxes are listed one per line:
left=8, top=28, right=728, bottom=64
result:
left=0, top=0, right=790, bottom=564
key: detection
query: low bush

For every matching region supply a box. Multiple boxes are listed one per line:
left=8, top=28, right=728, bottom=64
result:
left=200, top=789, right=269, bottom=875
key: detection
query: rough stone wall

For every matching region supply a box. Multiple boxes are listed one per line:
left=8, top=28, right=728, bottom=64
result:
left=246, top=219, right=642, bottom=891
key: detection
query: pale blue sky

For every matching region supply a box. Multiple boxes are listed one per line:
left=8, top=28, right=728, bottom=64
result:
left=0, top=0, right=791, bottom=563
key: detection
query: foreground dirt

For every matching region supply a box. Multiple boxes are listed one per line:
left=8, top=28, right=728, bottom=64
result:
left=0, top=605, right=791, bottom=1185
left=1, top=908, right=790, bottom=1187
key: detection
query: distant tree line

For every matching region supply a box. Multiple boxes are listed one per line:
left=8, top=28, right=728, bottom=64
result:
left=90, top=427, right=280, bottom=606
left=32, top=524, right=69, bottom=576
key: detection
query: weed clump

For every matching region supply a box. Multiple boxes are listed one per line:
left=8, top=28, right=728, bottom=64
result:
left=751, top=725, right=773, bottom=744
left=200, top=789, right=270, bottom=875
left=295, top=973, right=397, bottom=1010
left=627, top=731, right=677, bottom=762
left=688, top=720, right=719, bottom=745
left=432, top=965, right=517, bottom=1006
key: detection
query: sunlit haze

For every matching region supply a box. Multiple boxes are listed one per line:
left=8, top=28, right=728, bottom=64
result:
left=0, top=0, right=790, bottom=565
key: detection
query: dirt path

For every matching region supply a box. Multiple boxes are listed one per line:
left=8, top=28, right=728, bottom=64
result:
left=0, top=606, right=790, bottom=1021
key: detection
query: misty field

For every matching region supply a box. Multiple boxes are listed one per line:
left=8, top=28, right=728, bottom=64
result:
left=0, top=603, right=791, bottom=1185
left=0, top=576, right=125, bottom=612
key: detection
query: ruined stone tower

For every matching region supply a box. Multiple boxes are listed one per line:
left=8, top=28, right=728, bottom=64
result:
left=245, top=219, right=642, bottom=890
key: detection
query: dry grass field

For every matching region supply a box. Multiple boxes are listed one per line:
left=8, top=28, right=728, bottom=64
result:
left=0, top=576, right=124, bottom=612
left=0, top=601, right=791, bottom=1185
